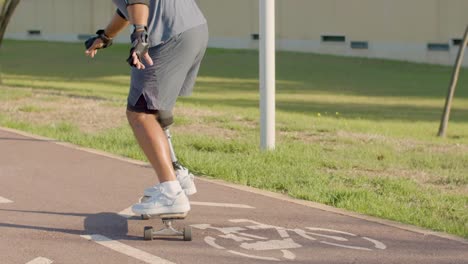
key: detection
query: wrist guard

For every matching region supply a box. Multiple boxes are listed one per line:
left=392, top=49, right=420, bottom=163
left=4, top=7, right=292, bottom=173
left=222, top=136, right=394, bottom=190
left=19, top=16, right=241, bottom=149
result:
left=84, top=30, right=113, bottom=50
left=126, top=27, right=149, bottom=67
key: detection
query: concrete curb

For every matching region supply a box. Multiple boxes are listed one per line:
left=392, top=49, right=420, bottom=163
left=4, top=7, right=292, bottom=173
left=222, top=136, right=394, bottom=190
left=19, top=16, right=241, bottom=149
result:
left=2, top=126, right=467, bottom=245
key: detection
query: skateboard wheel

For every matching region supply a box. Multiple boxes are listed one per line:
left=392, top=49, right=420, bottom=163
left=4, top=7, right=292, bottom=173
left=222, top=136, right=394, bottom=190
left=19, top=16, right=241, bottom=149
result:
left=141, top=214, right=150, bottom=220
left=183, top=226, right=192, bottom=241
left=144, top=226, right=153, bottom=241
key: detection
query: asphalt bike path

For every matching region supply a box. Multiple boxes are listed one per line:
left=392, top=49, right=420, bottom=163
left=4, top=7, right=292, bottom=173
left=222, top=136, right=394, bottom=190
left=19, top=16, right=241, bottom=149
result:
left=0, top=128, right=467, bottom=264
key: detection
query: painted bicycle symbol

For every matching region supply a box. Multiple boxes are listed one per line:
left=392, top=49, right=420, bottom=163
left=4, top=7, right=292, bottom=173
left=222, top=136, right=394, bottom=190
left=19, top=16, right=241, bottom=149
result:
left=192, top=219, right=386, bottom=262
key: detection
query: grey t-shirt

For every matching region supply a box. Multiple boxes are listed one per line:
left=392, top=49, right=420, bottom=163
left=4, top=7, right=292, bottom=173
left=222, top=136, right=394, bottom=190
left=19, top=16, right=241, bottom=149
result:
left=113, top=0, right=207, bottom=47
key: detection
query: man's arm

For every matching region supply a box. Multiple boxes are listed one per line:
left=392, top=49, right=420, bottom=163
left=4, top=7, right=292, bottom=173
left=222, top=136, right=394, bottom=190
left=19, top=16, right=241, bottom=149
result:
left=126, top=2, right=149, bottom=27
left=104, top=10, right=130, bottom=38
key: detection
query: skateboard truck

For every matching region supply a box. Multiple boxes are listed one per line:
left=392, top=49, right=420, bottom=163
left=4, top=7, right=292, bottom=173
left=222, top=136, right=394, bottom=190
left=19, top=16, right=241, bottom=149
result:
left=142, top=212, right=192, bottom=241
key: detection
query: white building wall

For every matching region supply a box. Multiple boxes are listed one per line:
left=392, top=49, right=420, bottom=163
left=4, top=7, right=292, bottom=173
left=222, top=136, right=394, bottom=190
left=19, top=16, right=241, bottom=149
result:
left=5, top=0, right=468, bottom=66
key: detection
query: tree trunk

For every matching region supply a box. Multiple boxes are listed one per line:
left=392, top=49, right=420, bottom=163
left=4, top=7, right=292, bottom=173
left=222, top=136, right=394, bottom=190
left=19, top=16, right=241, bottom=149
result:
left=437, top=25, right=468, bottom=137
left=0, top=0, right=21, bottom=84
left=0, top=0, right=21, bottom=48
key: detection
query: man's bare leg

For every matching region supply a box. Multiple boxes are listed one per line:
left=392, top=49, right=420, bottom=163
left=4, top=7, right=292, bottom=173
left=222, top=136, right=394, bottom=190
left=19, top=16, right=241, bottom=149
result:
left=126, top=110, right=176, bottom=183
left=127, top=110, right=190, bottom=215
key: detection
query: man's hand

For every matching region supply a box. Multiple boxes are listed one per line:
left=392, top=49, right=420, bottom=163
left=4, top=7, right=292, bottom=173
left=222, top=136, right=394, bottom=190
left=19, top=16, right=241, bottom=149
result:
left=84, top=30, right=113, bottom=58
left=85, top=38, right=104, bottom=58
left=127, top=27, right=154, bottom=69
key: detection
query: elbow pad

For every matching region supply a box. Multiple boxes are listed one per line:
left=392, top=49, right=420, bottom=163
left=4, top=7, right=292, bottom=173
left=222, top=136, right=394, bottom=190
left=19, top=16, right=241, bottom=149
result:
left=125, top=0, right=150, bottom=6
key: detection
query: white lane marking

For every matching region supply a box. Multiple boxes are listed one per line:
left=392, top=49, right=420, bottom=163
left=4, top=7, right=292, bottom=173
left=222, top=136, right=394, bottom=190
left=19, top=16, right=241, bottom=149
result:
left=26, top=257, right=53, bottom=264
left=281, top=250, right=296, bottom=260
left=190, top=201, right=255, bottom=209
left=81, top=235, right=175, bottom=264
left=229, top=219, right=282, bottom=230
left=191, top=224, right=246, bottom=234
left=237, top=232, right=268, bottom=240
left=304, top=231, right=349, bottom=242
left=118, top=207, right=134, bottom=218
left=220, top=234, right=253, bottom=242
left=306, top=227, right=356, bottom=236
left=320, top=241, right=372, bottom=251
left=363, top=237, right=387, bottom=249
left=240, top=238, right=302, bottom=251
left=293, top=229, right=317, bottom=241
left=197, top=218, right=387, bottom=261
left=277, top=229, right=290, bottom=238
left=205, top=236, right=225, bottom=249
left=228, top=250, right=279, bottom=261
left=0, top=196, right=13, bottom=203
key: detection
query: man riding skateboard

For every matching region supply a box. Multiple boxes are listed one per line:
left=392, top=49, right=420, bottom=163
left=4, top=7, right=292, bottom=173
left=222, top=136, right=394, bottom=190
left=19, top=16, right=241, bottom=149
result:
left=84, top=0, right=208, bottom=217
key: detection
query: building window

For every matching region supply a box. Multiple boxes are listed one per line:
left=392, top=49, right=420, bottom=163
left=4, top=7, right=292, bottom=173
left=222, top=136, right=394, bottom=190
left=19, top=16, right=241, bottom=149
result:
left=350, top=41, right=369, bottom=49
left=251, top=34, right=259, bottom=40
left=321, top=35, right=346, bottom=43
left=427, top=43, right=450, bottom=51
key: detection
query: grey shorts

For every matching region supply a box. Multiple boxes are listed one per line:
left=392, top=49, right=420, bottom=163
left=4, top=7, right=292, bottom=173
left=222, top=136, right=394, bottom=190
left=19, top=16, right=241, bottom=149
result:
left=127, top=23, right=209, bottom=112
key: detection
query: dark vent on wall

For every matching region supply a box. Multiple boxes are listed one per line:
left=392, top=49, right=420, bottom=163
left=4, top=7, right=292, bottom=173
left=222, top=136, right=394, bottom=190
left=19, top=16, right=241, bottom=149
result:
left=321, top=35, right=346, bottom=42
left=427, top=43, right=450, bottom=51
left=350, top=41, right=369, bottom=49
left=251, top=34, right=259, bottom=40
left=452, top=39, right=468, bottom=46
left=452, top=39, right=462, bottom=46
left=27, top=30, right=41, bottom=35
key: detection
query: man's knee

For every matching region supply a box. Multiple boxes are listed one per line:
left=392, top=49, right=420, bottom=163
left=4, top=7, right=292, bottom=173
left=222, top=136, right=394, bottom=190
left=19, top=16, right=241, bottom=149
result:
left=126, top=109, right=147, bottom=126
left=126, top=108, right=174, bottom=130
left=126, top=96, right=174, bottom=128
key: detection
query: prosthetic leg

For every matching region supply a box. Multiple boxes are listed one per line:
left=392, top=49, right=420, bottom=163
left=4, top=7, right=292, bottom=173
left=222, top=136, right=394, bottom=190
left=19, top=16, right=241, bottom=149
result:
left=158, top=111, right=185, bottom=171
left=159, top=111, right=196, bottom=195
left=164, top=128, right=185, bottom=170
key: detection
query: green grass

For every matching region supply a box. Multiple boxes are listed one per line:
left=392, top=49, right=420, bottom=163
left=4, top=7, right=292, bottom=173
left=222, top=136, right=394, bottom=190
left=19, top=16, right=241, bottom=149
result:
left=0, top=40, right=467, bottom=238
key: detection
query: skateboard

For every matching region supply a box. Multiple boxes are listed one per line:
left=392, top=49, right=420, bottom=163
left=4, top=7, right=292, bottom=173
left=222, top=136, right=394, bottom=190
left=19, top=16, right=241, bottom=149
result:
left=139, top=196, right=192, bottom=241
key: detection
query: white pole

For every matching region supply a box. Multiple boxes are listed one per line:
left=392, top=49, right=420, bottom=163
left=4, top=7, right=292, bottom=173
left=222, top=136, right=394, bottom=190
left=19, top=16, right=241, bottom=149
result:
left=259, top=0, right=276, bottom=150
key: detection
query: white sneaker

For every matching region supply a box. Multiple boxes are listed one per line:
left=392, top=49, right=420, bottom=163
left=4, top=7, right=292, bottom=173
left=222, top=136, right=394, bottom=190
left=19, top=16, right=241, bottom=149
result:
left=175, top=167, right=197, bottom=195
left=132, top=186, right=190, bottom=216
left=144, top=167, right=197, bottom=197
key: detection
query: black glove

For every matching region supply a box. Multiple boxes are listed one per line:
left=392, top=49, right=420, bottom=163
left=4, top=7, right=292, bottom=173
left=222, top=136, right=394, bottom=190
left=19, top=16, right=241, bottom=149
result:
left=126, top=26, right=149, bottom=67
left=84, top=30, right=113, bottom=50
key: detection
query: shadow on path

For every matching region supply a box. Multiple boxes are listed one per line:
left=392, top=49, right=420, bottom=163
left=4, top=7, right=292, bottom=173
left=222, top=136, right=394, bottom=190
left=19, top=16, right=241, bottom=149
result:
left=0, top=209, right=141, bottom=241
